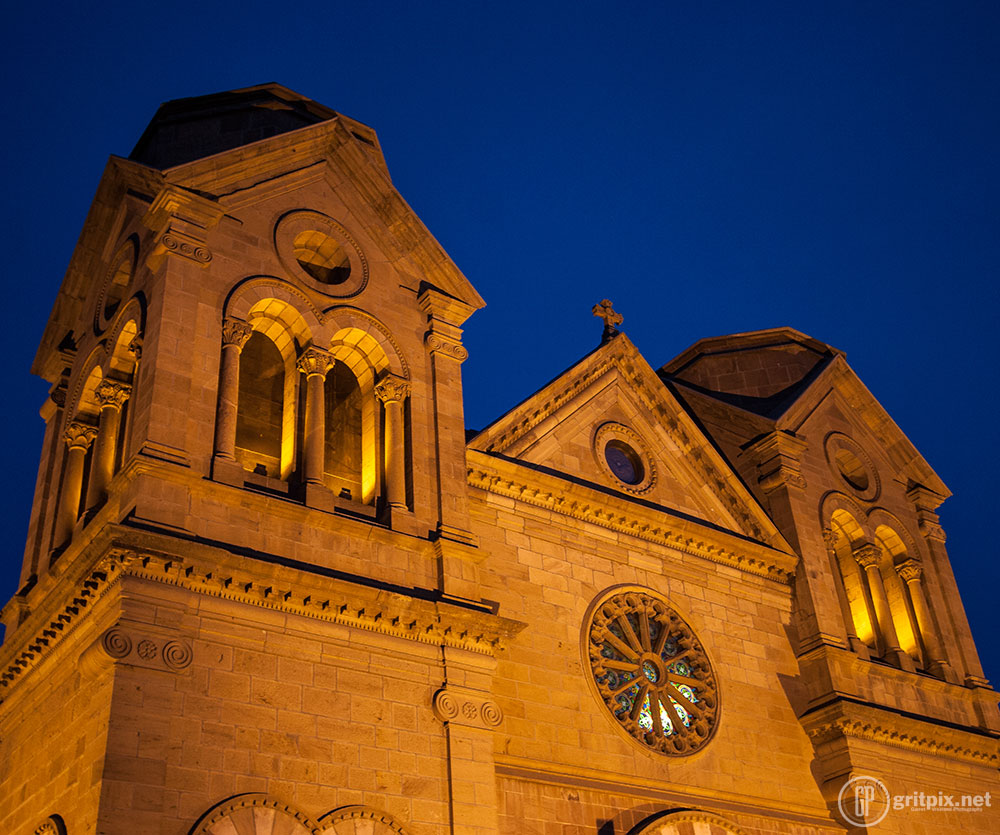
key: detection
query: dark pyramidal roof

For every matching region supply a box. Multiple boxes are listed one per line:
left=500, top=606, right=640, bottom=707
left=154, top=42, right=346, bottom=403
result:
left=129, top=83, right=337, bottom=170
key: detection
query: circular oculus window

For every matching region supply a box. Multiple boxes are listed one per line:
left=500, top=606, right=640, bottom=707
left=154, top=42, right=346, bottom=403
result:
left=594, top=422, right=656, bottom=494
left=275, top=210, right=368, bottom=298
left=587, top=589, right=719, bottom=756
left=824, top=433, right=879, bottom=501
left=292, top=229, right=352, bottom=285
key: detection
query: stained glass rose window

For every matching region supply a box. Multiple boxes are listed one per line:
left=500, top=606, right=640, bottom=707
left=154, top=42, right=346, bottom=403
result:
left=587, top=589, right=719, bottom=755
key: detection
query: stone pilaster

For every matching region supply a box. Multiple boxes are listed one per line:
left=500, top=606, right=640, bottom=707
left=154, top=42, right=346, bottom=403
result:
left=744, top=431, right=845, bottom=654
left=419, top=287, right=481, bottom=604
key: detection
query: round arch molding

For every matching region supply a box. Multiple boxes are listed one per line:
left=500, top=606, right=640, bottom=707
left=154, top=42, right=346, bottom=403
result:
left=630, top=810, right=749, bottom=835
left=319, top=806, right=409, bottom=834
left=189, top=794, right=323, bottom=835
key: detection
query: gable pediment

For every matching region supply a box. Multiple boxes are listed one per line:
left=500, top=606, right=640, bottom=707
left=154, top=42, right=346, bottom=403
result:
left=776, top=356, right=948, bottom=497
left=469, top=335, right=787, bottom=548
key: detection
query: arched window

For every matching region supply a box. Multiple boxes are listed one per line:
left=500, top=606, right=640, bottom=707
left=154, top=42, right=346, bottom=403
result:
left=235, top=331, right=285, bottom=478
left=875, top=525, right=922, bottom=666
left=829, top=509, right=877, bottom=650
left=324, top=361, right=363, bottom=500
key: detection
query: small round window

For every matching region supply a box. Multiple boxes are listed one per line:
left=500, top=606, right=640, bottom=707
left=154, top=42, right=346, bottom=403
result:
left=824, top=432, right=879, bottom=501
left=587, top=589, right=719, bottom=756
left=834, top=448, right=869, bottom=492
left=593, top=422, right=656, bottom=494
left=275, top=211, right=369, bottom=298
left=604, top=440, right=643, bottom=485
left=293, top=230, right=351, bottom=285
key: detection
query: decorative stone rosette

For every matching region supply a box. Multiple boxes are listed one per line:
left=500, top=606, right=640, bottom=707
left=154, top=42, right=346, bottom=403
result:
left=587, top=589, right=718, bottom=755
left=432, top=687, right=504, bottom=729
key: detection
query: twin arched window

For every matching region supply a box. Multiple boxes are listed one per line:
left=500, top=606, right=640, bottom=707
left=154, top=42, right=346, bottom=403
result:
left=233, top=330, right=364, bottom=500
left=825, top=509, right=949, bottom=677
left=214, top=309, right=409, bottom=511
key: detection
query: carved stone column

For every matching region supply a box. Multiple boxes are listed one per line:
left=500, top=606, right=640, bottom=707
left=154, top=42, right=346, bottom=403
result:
left=853, top=542, right=913, bottom=670
left=213, top=318, right=253, bottom=463
left=55, top=422, right=97, bottom=547
left=896, top=559, right=954, bottom=680
left=375, top=373, right=410, bottom=510
left=296, top=347, right=334, bottom=486
left=86, top=381, right=132, bottom=510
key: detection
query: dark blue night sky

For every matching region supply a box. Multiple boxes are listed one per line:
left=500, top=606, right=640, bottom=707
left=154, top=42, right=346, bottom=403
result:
left=3, top=3, right=998, bottom=683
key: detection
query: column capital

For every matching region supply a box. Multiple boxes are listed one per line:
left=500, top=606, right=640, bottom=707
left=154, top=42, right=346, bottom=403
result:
left=852, top=541, right=882, bottom=569
left=375, top=373, right=411, bottom=404
left=221, top=318, right=253, bottom=350
left=64, top=422, right=98, bottom=450
left=821, top=526, right=838, bottom=553
left=296, top=347, right=334, bottom=377
left=425, top=331, right=469, bottom=362
left=95, top=380, right=132, bottom=409
left=895, top=558, right=923, bottom=583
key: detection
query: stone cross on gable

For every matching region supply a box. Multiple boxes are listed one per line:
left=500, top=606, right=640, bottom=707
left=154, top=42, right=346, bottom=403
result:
left=592, top=299, right=623, bottom=343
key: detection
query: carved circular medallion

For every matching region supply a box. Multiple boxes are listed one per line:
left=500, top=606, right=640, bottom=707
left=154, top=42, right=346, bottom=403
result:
left=824, top=432, right=879, bottom=501
left=593, top=423, right=656, bottom=494
left=162, top=640, right=193, bottom=670
left=101, top=627, right=132, bottom=659
left=275, top=210, right=369, bottom=298
left=586, top=589, right=719, bottom=756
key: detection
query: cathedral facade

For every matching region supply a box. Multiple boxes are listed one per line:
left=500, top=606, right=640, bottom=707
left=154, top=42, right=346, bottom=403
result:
left=1, top=85, right=996, bottom=835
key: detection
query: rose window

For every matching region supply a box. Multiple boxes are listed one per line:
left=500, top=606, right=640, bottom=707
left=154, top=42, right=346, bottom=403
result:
left=588, top=590, right=719, bottom=755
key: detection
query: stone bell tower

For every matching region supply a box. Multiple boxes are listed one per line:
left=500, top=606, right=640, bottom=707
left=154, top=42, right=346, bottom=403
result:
left=0, top=84, right=519, bottom=835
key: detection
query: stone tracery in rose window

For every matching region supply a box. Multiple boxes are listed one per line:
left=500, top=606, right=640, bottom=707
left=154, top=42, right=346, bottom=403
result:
left=588, top=590, right=719, bottom=755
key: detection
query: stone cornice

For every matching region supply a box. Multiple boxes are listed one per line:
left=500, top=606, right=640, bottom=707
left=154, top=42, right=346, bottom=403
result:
left=0, top=530, right=524, bottom=704
left=802, top=700, right=1000, bottom=768
left=468, top=450, right=796, bottom=584
left=494, top=756, right=841, bottom=829
left=471, top=337, right=783, bottom=547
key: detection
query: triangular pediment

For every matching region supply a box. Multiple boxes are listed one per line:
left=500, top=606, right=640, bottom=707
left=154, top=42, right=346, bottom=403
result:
left=778, top=355, right=948, bottom=496
left=664, top=329, right=948, bottom=498
left=469, top=334, right=788, bottom=548
left=32, top=87, right=483, bottom=383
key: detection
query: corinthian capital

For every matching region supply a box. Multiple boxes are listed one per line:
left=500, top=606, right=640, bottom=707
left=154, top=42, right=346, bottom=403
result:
left=375, top=373, right=411, bottom=404
left=852, top=542, right=882, bottom=569
left=221, top=318, right=253, bottom=349
left=296, top=347, right=334, bottom=377
left=895, top=559, right=924, bottom=584
left=64, top=421, right=98, bottom=450
left=821, top=527, right=838, bottom=553
left=95, top=380, right=132, bottom=409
